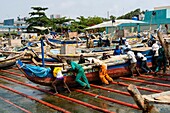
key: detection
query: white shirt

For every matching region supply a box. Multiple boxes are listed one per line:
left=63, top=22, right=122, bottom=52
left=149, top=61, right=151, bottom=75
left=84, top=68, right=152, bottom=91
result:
left=126, top=44, right=131, bottom=49
left=125, top=41, right=131, bottom=49
left=152, top=43, right=159, bottom=56
left=91, top=58, right=107, bottom=69
left=137, top=52, right=147, bottom=61
left=127, top=51, right=137, bottom=63
left=56, top=71, right=63, bottom=79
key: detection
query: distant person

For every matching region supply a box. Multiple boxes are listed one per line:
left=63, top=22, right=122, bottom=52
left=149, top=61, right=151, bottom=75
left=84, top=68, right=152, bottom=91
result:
left=137, top=52, right=152, bottom=73
left=155, top=46, right=167, bottom=74
left=88, top=38, right=94, bottom=48
left=152, top=40, right=159, bottom=71
left=66, top=60, right=90, bottom=89
left=86, top=37, right=89, bottom=48
left=1, top=44, right=9, bottom=51
left=104, top=38, right=110, bottom=47
left=101, top=53, right=111, bottom=60
left=29, top=35, right=31, bottom=39
left=113, top=45, right=122, bottom=55
left=150, top=30, right=157, bottom=43
left=91, top=58, right=113, bottom=84
left=52, top=67, right=71, bottom=94
left=141, top=35, right=147, bottom=43
left=137, top=33, right=141, bottom=38
left=78, top=54, right=90, bottom=64
left=119, top=37, right=125, bottom=45
left=125, top=48, right=140, bottom=77
left=98, top=37, right=103, bottom=47
left=125, top=41, right=131, bottom=50
left=120, top=47, right=126, bottom=55
left=165, top=24, right=169, bottom=34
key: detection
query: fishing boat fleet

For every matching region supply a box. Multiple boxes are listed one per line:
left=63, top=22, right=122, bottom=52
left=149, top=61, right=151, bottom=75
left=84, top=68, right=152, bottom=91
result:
left=1, top=29, right=170, bottom=112
left=0, top=30, right=165, bottom=82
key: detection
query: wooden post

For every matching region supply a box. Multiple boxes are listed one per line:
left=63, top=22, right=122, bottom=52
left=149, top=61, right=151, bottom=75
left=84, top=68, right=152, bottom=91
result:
left=40, top=39, right=45, bottom=67
left=157, top=31, right=169, bottom=62
left=127, top=84, right=145, bottom=110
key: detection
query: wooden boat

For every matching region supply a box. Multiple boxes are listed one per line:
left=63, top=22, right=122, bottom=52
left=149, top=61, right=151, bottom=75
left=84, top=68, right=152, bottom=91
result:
left=16, top=47, right=153, bottom=86
left=46, top=52, right=100, bottom=61
left=79, top=47, right=115, bottom=53
left=0, top=50, right=38, bottom=63
left=128, top=84, right=170, bottom=113
left=0, top=51, right=25, bottom=69
left=48, top=38, right=82, bottom=45
left=16, top=55, right=131, bottom=86
left=31, top=57, right=66, bottom=67
left=29, top=49, right=61, bottom=62
left=46, top=38, right=61, bottom=48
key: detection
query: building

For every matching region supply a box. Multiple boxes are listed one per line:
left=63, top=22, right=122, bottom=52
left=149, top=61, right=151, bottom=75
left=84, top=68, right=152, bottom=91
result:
left=106, top=6, right=170, bottom=34
left=141, top=6, right=170, bottom=31
left=0, top=18, right=28, bottom=34
left=50, top=14, right=61, bottom=19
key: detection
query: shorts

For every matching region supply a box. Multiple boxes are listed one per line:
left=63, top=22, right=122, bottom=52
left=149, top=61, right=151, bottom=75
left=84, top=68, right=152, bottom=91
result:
left=56, top=71, right=64, bottom=80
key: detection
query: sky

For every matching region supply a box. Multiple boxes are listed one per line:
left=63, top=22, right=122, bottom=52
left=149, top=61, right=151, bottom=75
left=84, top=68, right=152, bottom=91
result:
left=1, top=0, right=170, bottom=22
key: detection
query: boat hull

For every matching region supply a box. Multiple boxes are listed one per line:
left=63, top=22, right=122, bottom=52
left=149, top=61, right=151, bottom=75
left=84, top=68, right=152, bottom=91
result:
left=16, top=55, right=153, bottom=86
left=16, top=60, right=131, bottom=86
left=0, top=51, right=25, bottom=69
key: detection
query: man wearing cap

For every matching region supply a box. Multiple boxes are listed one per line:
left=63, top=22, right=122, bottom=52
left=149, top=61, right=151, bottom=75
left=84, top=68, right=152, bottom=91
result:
left=126, top=48, right=140, bottom=77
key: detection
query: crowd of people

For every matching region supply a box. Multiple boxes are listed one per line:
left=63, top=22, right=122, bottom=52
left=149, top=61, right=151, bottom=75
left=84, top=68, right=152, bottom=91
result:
left=52, top=38, right=168, bottom=93
left=52, top=34, right=169, bottom=93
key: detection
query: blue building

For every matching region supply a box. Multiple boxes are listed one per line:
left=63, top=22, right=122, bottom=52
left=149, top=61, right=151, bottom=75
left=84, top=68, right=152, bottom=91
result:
left=141, top=6, right=170, bottom=31
left=106, top=6, right=170, bottom=34
left=0, top=18, right=28, bottom=34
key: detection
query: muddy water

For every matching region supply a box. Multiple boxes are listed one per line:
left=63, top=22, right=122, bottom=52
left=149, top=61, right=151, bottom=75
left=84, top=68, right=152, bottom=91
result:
left=0, top=79, right=101, bottom=113
left=62, top=87, right=141, bottom=113
left=4, top=68, right=170, bottom=113
left=0, top=88, right=59, bottom=113
left=0, top=74, right=103, bottom=113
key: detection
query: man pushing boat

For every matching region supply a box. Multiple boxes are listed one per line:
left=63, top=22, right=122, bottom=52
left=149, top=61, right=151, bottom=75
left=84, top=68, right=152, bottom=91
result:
left=52, top=67, right=71, bottom=94
left=66, top=59, right=91, bottom=89
left=90, top=58, right=113, bottom=84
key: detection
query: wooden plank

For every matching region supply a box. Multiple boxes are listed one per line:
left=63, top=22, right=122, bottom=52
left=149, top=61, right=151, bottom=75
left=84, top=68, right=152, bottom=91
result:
left=127, top=84, right=145, bottom=110
left=131, top=47, right=152, bottom=52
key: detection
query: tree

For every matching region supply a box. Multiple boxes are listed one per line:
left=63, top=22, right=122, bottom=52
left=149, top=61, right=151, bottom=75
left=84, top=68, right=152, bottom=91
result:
left=110, top=15, right=116, bottom=21
left=26, top=7, right=52, bottom=33
left=52, top=17, right=72, bottom=32
left=117, top=8, right=141, bottom=19
left=69, top=16, right=104, bottom=33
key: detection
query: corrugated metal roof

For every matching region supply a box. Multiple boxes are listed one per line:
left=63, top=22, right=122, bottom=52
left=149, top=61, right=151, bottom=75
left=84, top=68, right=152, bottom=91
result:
left=0, top=25, right=28, bottom=29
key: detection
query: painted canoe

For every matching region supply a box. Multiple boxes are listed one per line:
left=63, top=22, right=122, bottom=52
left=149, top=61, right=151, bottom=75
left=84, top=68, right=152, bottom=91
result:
left=0, top=50, right=37, bottom=61
left=16, top=55, right=131, bottom=86
left=16, top=50, right=153, bottom=86
left=47, top=52, right=100, bottom=61
left=0, top=51, right=25, bottom=69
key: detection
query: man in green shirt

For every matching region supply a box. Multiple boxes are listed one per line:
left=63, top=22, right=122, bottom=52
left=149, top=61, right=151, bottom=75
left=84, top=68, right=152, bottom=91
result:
left=66, top=60, right=90, bottom=89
